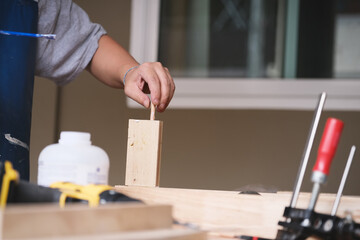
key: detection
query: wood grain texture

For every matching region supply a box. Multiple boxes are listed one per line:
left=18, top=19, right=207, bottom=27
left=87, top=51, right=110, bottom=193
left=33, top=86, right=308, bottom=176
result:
left=2, top=229, right=206, bottom=240
left=115, top=186, right=360, bottom=239
left=1, top=203, right=172, bottom=239
left=125, top=119, right=163, bottom=187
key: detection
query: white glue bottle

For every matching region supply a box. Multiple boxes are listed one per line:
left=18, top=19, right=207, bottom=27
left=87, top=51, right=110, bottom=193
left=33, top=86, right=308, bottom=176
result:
left=37, top=131, right=109, bottom=187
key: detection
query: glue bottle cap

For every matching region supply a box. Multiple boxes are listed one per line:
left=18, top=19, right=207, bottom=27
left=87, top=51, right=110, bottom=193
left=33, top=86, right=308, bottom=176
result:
left=59, top=131, right=91, bottom=145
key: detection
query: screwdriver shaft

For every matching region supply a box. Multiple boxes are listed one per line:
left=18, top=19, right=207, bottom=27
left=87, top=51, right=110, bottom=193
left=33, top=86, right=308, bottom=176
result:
left=331, top=146, right=356, bottom=216
left=308, top=182, right=321, bottom=211
left=290, top=92, right=326, bottom=208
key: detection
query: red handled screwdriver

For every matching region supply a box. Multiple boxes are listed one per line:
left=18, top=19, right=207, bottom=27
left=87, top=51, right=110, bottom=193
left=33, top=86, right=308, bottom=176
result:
left=307, top=118, right=344, bottom=212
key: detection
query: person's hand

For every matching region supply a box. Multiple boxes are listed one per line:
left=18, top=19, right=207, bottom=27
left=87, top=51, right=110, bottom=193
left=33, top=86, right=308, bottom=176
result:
left=87, top=36, right=175, bottom=111
left=123, top=62, right=175, bottom=112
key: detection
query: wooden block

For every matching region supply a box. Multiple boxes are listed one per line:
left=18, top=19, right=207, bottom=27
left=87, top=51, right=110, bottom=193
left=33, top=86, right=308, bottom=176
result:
left=115, top=186, right=360, bottom=239
left=126, top=119, right=163, bottom=187
left=1, top=203, right=172, bottom=239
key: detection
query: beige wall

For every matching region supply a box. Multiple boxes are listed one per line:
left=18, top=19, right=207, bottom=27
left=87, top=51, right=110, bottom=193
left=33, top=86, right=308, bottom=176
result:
left=31, top=0, right=360, bottom=196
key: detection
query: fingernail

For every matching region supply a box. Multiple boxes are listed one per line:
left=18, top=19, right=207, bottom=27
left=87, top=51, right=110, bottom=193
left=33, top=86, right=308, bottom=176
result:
left=153, top=99, right=159, bottom=106
left=159, top=104, right=166, bottom=110
left=144, top=99, right=150, bottom=108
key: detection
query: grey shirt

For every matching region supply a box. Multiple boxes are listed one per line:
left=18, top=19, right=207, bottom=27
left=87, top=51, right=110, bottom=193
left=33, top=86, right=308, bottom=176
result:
left=35, top=0, right=107, bottom=85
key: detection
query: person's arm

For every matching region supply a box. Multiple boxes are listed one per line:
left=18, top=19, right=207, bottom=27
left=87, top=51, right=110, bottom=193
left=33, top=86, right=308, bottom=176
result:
left=87, top=35, right=175, bottom=112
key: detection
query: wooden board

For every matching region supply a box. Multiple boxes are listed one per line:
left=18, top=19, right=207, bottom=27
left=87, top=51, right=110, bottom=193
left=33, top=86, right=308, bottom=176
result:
left=125, top=119, right=163, bottom=187
left=3, top=228, right=206, bottom=240
left=115, top=186, right=360, bottom=239
left=1, top=203, right=173, bottom=239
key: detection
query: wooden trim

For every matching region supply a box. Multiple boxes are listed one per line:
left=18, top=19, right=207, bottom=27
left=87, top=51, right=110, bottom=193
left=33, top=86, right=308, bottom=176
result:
left=130, top=0, right=160, bottom=63
left=127, top=79, right=360, bottom=110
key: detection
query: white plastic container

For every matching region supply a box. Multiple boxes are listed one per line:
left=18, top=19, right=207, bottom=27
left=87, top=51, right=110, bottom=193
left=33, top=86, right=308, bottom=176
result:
left=37, top=131, right=109, bottom=186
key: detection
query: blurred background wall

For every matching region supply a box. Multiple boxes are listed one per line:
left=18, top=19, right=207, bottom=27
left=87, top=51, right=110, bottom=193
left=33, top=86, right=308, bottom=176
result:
left=30, top=0, right=360, bottom=195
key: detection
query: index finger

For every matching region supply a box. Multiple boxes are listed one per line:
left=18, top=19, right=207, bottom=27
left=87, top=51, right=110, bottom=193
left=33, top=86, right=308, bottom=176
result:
left=139, top=63, right=162, bottom=106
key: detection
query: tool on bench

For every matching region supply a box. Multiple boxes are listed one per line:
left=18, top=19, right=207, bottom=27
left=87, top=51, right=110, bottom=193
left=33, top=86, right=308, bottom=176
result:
left=306, top=118, right=344, bottom=214
left=289, top=92, right=327, bottom=209
left=0, top=160, right=140, bottom=208
left=275, top=148, right=359, bottom=240
left=275, top=117, right=353, bottom=240
left=241, top=93, right=359, bottom=240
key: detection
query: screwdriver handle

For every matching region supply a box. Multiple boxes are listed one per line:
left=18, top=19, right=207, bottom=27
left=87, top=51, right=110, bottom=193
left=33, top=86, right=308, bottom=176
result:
left=313, top=118, right=344, bottom=177
left=308, top=118, right=344, bottom=210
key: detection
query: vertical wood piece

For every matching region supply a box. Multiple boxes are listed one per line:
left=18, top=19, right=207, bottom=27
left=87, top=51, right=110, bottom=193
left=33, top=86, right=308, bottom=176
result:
left=126, top=119, right=163, bottom=187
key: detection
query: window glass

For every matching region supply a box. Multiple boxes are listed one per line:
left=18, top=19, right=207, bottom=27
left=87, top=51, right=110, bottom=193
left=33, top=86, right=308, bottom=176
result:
left=157, top=0, right=360, bottom=79
left=334, top=0, right=360, bottom=78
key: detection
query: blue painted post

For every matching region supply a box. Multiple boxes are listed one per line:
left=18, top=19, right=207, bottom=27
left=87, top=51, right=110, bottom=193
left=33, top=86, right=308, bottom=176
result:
left=0, top=0, right=38, bottom=180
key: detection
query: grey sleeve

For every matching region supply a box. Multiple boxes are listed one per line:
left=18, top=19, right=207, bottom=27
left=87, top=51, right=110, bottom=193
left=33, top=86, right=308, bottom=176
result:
left=35, top=0, right=107, bottom=85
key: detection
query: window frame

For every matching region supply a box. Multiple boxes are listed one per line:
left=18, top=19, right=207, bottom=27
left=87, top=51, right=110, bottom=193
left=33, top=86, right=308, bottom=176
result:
left=128, top=0, right=360, bottom=111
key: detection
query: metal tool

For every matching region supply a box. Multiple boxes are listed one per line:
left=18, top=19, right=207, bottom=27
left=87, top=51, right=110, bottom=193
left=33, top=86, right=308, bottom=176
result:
left=290, top=92, right=326, bottom=208
left=241, top=94, right=360, bottom=239
left=331, top=145, right=356, bottom=216
left=274, top=123, right=360, bottom=240
left=307, top=118, right=344, bottom=212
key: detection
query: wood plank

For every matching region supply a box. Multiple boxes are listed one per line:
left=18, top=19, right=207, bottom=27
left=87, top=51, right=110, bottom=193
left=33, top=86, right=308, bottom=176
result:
left=1, top=203, right=172, bottom=239
left=125, top=119, right=163, bottom=187
left=5, top=229, right=206, bottom=240
left=115, top=186, right=360, bottom=239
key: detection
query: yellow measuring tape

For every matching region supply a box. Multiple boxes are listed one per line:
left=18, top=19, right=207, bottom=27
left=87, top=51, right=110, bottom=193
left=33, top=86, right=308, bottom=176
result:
left=0, top=162, right=19, bottom=208
left=50, top=182, right=113, bottom=207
